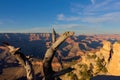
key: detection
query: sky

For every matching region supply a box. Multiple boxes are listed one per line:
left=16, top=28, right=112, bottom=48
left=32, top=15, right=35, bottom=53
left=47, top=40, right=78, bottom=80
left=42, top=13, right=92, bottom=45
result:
left=0, top=0, right=120, bottom=34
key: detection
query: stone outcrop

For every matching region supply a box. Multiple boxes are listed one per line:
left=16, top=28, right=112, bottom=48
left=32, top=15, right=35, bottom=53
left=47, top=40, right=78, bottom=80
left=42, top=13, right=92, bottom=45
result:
left=61, top=52, right=107, bottom=80
left=98, top=40, right=112, bottom=64
left=61, top=40, right=120, bottom=80
left=29, top=33, right=51, bottom=41
left=107, top=42, right=120, bottom=75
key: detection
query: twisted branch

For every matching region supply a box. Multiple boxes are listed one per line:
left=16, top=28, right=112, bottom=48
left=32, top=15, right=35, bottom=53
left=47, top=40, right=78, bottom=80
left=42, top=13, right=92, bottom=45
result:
left=43, top=31, right=74, bottom=80
left=1, top=44, right=35, bottom=80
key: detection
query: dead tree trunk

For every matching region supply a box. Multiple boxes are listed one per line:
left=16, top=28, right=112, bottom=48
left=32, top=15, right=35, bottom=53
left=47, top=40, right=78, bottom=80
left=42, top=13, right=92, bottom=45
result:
left=14, top=51, right=35, bottom=80
left=52, top=28, right=63, bottom=70
left=4, top=45, right=35, bottom=80
left=43, top=31, right=74, bottom=80
left=52, top=28, right=56, bottom=43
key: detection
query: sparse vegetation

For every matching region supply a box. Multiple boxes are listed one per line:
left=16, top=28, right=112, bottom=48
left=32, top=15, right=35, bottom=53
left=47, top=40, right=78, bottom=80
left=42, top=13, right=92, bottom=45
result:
left=67, top=72, right=78, bottom=80
left=1, top=31, right=120, bottom=80
left=87, top=53, right=97, bottom=59
left=116, top=40, right=120, bottom=43
left=65, top=52, right=108, bottom=80
left=96, top=57, right=107, bottom=73
left=79, top=64, right=92, bottom=80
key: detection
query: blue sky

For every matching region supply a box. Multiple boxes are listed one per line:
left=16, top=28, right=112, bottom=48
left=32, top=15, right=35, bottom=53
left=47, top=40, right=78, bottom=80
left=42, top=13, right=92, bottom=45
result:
left=0, top=0, right=120, bottom=34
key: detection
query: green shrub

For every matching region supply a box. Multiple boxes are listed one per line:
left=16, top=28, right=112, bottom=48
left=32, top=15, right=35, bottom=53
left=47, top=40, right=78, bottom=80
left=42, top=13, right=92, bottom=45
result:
left=67, top=72, right=78, bottom=80
left=96, top=57, right=107, bottom=73
left=79, top=64, right=92, bottom=80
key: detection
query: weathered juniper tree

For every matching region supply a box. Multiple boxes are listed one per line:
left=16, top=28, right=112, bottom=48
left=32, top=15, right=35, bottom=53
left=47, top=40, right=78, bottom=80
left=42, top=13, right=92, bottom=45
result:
left=0, top=29, right=74, bottom=80
left=0, top=43, right=35, bottom=80
left=43, top=29, right=74, bottom=80
left=52, top=28, right=56, bottom=43
left=52, top=28, right=63, bottom=70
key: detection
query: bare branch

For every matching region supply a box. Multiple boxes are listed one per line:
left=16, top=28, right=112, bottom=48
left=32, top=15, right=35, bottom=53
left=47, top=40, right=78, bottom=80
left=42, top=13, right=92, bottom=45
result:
left=5, top=45, right=35, bottom=80
left=52, top=28, right=56, bottom=43
left=43, top=31, right=74, bottom=80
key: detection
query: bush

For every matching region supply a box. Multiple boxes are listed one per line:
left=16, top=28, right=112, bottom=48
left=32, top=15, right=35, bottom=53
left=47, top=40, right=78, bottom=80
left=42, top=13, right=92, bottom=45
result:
left=96, top=57, right=107, bottom=73
left=79, top=64, right=92, bottom=80
left=67, top=72, right=78, bottom=80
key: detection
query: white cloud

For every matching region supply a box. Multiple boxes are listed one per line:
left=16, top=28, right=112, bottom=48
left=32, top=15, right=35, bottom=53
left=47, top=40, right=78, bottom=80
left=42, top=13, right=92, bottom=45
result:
left=0, top=24, right=111, bottom=34
left=0, top=27, right=52, bottom=33
left=70, top=0, right=120, bottom=15
left=57, top=14, right=80, bottom=21
left=65, top=17, right=80, bottom=21
left=0, top=19, right=15, bottom=26
left=57, top=0, right=120, bottom=24
left=92, top=0, right=111, bottom=9
left=22, top=25, right=97, bottom=34
left=57, top=11, right=120, bottom=25
left=17, top=25, right=87, bottom=34
left=91, top=0, right=95, bottom=4
left=57, top=14, right=65, bottom=20
left=55, top=0, right=120, bottom=34
left=53, top=24, right=81, bottom=29
left=22, top=27, right=52, bottom=33
left=52, top=23, right=102, bottom=34
left=57, top=12, right=120, bottom=24
left=81, top=12, right=120, bottom=23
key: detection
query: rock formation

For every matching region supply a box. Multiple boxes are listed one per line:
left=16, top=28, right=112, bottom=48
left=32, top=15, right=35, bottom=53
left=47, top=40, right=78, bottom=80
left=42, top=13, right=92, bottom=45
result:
left=107, top=42, right=120, bottom=75
left=98, top=40, right=112, bottom=64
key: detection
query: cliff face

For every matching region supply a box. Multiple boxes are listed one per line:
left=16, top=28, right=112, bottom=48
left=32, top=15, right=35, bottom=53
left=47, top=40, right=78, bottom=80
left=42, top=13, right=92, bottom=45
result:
left=29, top=33, right=51, bottom=41
left=61, top=40, right=120, bottom=80
left=0, top=33, right=83, bottom=62
left=0, top=33, right=52, bottom=59
left=107, top=42, right=120, bottom=75
left=99, top=40, right=112, bottom=63
left=98, top=41, right=120, bottom=75
left=1, top=33, right=120, bottom=79
left=0, top=33, right=120, bottom=60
